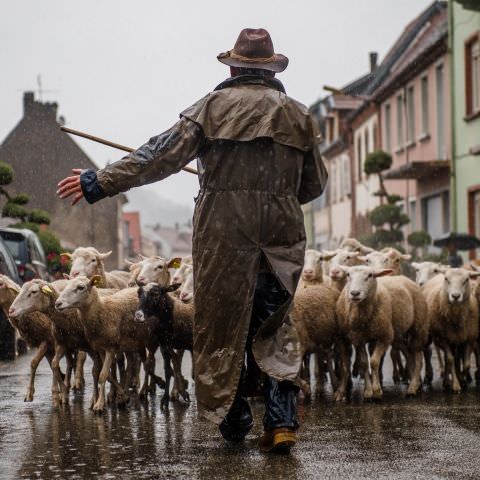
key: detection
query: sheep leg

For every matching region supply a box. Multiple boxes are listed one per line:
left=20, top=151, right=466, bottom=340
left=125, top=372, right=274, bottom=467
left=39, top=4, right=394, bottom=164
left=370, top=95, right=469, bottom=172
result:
left=406, top=350, right=423, bottom=396
left=171, top=350, right=189, bottom=402
left=160, top=348, right=173, bottom=410
left=327, top=349, right=338, bottom=391
left=423, top=344, right=433, bottom=386
left=474, top=343, right=480, bottom=384
left=24, top=341, right=48, bottom=402
left=334, top=340, right=351, bottom=402
left=390, top=347, right=402, bottom=385
left=139, top=351, right=154, bottom=399
left=370, top=342, right=388, bottom=399
left=64, top=352, right=74, bottom=391
left=444, top=344, right=461, bottom=393
left=435, top=343, right=445, bottom=378
left=45, top=352, right=60, bottom=404
left=357, top=345, right=373, bottom=400
left=90, top=352, right=101, bottom=410
left=52, top=344, right=69, bottom=405
left=93, top=350, right=115, bottom=413
left=73, top=351, right=87, bottom=392
left=463, top=343, right=473, bottom=386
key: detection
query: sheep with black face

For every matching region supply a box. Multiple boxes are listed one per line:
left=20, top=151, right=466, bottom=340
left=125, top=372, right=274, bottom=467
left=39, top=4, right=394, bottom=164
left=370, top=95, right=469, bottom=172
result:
left=136, top=283, right=194, bottom=408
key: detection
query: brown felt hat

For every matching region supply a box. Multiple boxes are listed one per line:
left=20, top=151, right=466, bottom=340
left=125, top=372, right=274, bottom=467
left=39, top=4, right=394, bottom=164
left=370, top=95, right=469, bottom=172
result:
left=217, top=28, right=289, bottom=73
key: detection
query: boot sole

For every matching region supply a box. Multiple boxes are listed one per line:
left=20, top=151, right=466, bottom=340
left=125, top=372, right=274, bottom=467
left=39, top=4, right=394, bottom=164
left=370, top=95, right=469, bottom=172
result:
left=261, top=432, right=296, bottom=454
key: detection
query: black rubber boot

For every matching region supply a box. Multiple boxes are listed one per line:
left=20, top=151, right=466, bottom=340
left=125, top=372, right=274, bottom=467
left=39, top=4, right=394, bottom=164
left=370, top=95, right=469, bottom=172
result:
left=219, top=395, right=254, bottom=442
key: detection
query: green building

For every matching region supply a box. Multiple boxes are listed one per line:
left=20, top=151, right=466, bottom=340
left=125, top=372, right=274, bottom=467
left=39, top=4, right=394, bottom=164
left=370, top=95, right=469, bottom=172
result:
left=450, top=0, right=480, bottom=259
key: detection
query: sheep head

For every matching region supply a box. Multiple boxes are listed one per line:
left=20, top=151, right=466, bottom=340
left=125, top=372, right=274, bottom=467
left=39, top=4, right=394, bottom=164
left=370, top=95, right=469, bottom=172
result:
left=342, top=265, right=393, bottom=303
left=9, top=280, right=56, bottom=318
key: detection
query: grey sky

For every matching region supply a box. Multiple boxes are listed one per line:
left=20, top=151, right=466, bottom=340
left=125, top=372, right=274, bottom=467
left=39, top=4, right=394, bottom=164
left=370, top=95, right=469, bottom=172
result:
left=2, top=0, right=432, bottom=213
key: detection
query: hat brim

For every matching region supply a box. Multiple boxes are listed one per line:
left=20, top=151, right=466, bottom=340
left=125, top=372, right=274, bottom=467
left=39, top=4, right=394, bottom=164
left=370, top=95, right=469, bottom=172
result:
left=217, top=51, right=289, bottom=73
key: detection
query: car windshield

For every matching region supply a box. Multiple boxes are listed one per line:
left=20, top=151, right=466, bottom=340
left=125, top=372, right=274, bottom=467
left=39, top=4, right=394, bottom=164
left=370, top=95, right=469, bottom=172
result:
left=0, top=233, right=27, bottom=264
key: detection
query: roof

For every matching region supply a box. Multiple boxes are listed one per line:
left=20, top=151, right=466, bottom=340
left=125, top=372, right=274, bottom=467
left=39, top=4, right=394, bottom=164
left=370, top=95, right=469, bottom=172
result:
left=373, top=6, right=448, bottom=101
left=365, top=1, right=447, bottom=95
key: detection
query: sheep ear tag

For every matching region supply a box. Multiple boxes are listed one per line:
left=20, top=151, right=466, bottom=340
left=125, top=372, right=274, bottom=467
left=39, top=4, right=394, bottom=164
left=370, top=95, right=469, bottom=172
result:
left=168, top=258, right=182, bottom=269
left=91, top=275, right=103, bottom=287
left=41, top=285, right=54, bottom=295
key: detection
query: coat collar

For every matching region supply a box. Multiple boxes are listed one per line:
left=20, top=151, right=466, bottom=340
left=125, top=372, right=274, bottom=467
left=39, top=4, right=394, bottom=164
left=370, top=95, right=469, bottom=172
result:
left=214, top=74, right=286, bottom=94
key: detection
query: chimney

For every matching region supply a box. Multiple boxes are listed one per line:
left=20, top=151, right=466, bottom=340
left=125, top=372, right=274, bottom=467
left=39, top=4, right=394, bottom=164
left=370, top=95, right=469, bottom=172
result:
left=23, top=91, right=35, bottom=115
left=45, top=102, right=58, bottom=120
left=369, top=52, right=378, bottom=72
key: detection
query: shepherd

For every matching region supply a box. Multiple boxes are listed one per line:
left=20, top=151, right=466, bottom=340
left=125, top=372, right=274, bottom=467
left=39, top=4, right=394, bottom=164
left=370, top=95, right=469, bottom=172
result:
left=57, top=28, right=327, bottom=454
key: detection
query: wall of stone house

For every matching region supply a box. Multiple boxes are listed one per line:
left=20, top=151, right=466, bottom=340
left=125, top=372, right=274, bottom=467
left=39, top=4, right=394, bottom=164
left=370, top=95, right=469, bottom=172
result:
left=0, top=95, right=124, bottom=269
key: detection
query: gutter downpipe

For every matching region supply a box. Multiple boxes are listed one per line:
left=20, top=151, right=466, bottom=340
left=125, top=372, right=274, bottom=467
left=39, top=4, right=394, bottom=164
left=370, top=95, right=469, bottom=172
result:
left=449, top=0, right=458, bottom=231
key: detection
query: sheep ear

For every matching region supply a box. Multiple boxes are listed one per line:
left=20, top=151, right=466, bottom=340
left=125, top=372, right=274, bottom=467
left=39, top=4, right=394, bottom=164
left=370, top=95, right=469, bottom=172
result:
left=359, top=246, right=374, bottom=254
left=139, top=254, right=149, bottom=261
left=401, top=254, right=412, bottom=261
left=168, top=257, right=182, bottom=269
left=62, top=273, right=71, bottom=280
left=374, top=269, right=393, bottom=277
left=41, top=285, right=54, bottom=295
left=7, top=286, right=19, bottom=294
left=411, top=262, right=419, bottom=269
left=90, top=275, right=103, bottom=287
left=470, top=263, right=480, bottom=272
left=166, top=283, right=182, bottom=293
left=124, top=259, right=134, bottom=267
left=60, top=252, right=72, bottom=260
left=320, top=250, right=338, bottom=261
left=98, top=251, right=112, bottom=260
left=357, top=256, right=367, bottom=263
left=469, top=272, right=480, bottom=279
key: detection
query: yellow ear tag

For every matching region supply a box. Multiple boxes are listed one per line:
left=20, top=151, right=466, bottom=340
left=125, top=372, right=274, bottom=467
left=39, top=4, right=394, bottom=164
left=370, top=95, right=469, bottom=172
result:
left=169, top=259, right=181, bottom=269
left=42, top=286, right=53, bottom=295
left=91, top=276, right=103, bottom=287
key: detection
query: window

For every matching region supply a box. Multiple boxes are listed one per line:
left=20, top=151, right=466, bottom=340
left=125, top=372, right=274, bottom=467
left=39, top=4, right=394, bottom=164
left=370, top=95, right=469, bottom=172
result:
left=436, top=64, right=446, bottom=159
left=326, top=117, right=334, bottom=143
left=331, top=163, right=337, bottom=204
left=384, top=103, right=391, bottom=152
left=364, top=129, right=370, bottom=158
left=357, top=136, right=362, bottom=181
left=396, top=94, right=404, bottom=148
left=342, top=155, right=351, bottom=197
left=410, top=200, right=417, bottom=230
left=471, top=189, right=480, bottom=258
left=406, top=85, right=415, bottom=143
left=422, top=194, right=443, bottom=245
left=466, top=35, right=480, bottom=116
left=421, top=75, right=429, bottom=135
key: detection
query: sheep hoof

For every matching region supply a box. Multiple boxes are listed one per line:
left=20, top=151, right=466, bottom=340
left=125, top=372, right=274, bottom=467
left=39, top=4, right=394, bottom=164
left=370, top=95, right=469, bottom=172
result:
left=334, top=390, right=347, bottom=402
left=24, top=391, right=34, bottom=402
left=160, top=395, right=170, bottom=411
left=181, top=390, right=190, bottom=403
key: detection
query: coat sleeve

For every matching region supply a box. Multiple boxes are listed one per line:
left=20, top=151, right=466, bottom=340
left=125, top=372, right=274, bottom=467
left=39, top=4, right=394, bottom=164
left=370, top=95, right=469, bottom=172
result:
left=80, top=116, right=205, bottom=204
left=297, top=119, right=328, bottom=205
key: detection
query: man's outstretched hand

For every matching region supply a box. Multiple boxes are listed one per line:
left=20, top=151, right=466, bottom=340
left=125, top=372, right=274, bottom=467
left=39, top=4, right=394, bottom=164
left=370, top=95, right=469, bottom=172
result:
left=57, top=169, right=84, bottom=205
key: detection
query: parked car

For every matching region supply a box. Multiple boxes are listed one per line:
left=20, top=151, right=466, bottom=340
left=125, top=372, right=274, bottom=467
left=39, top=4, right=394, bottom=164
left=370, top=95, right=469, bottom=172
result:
left=0, top=236, right=21, bottom=284
left=0, top=228, right=48, bottom=281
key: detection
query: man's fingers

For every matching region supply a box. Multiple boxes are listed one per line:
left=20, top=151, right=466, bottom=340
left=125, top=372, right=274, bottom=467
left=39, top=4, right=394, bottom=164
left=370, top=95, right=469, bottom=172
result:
left=58, top=184, right=82, bottom=199
left=71, top=192, right=84, bottom=206
left=57, top=175, right=79, bottom=188
left=72, top=169, right=83, bottom=175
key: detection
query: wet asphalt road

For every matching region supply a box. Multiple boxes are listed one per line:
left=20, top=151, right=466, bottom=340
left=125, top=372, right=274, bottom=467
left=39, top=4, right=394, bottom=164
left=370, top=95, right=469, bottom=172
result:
left=1, top=352, right=480, bottom=479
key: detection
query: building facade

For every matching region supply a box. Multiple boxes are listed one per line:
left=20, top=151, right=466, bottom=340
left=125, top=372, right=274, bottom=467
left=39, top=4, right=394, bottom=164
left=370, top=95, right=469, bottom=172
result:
left=307, top=1, right=450, bottom=250
left=0, top=92, right=126, bottom=269
left=450, top=0, right=480, bottom=259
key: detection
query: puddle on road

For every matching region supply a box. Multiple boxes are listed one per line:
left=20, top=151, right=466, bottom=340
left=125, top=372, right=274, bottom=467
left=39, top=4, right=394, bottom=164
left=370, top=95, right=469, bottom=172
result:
left=1, top=357, right=480, bottom=479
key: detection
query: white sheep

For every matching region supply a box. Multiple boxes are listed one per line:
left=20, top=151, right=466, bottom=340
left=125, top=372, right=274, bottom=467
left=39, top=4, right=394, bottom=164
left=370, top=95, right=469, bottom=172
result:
left=62, top=247, right=130, bottom=289
left=425, top=268, right=480, bottom=393
left=360, top=248, right=411, bottom=275
left=179, top=265, right=194, bottom=303
left=334, top=266, right=395, bottom=401
left=0, top=275, right=57, bottom=403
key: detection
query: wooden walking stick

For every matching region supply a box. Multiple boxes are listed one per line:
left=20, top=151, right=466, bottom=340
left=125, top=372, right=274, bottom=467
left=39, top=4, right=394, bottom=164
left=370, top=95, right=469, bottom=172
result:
left=60, top=126, right=198, bottom=175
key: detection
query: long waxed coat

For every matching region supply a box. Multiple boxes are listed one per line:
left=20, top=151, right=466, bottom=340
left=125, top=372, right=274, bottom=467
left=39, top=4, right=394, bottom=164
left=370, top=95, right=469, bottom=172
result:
left=88, top=75, right=328, bottom=423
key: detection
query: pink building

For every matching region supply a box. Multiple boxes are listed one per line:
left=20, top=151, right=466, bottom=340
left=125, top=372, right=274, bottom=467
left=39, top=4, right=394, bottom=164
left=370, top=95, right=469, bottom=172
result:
left=375, top=4, right=450, bottom=240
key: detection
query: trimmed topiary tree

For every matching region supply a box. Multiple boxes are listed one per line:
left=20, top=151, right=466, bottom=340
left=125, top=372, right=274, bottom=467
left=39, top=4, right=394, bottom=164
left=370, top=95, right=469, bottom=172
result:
left=361, top=150, right=410, bottom=250
left=0, top=160, right=62, bottom=274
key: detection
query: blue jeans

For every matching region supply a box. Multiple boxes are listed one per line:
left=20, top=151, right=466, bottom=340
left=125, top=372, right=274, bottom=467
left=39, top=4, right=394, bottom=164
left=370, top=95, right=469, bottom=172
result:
left=219, top=272, right=299, bottom=440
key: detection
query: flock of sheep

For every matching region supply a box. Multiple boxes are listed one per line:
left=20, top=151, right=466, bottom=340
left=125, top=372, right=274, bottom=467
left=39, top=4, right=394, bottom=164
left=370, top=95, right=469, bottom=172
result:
left=1, top=238, right=480, bottom=415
